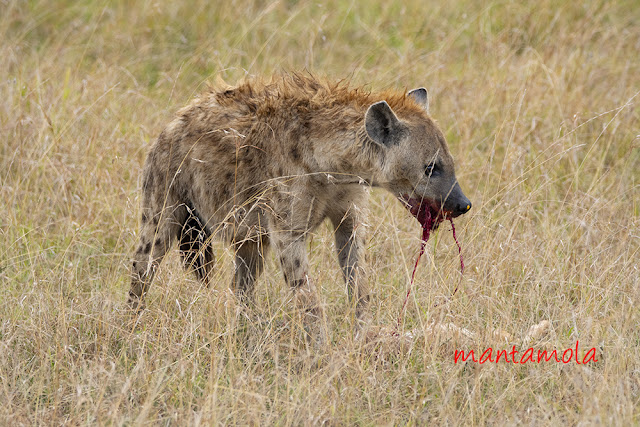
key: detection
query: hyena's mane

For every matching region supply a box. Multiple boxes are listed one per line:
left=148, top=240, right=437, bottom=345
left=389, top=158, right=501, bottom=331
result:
left=205, top=72, right=427, bottom=120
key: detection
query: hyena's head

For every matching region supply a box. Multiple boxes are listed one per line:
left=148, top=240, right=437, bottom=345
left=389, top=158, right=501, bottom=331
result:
left=364, top=88, right=471, bottom=220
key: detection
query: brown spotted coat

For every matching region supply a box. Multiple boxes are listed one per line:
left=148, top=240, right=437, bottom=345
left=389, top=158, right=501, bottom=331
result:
left=129, top=73, right=470, bottom=327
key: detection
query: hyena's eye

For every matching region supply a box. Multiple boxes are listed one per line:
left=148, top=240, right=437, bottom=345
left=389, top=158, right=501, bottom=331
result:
left=425, top=162, right=441, bottom=177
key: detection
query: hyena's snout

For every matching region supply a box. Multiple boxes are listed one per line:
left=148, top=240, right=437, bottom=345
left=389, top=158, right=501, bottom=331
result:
left=443, top=181, right=472, bottom=218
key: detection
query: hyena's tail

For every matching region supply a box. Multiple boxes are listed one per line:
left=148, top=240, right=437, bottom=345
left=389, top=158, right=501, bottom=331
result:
left=179, top=203, right=215, bottom=284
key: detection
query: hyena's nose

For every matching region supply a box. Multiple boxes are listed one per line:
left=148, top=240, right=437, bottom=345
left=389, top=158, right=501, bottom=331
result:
left=446, top=181, right=472, bottom=217
left=456, top=200, right=472, bottom=215
left=452, top=197, right=472, bottom=217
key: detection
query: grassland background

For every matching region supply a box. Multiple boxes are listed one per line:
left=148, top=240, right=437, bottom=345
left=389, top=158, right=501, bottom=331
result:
left=1, top=0, right=639, bottom=424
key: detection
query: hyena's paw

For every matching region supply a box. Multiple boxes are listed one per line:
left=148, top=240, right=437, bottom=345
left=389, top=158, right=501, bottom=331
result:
left=126, top=293, right=146, bottom=313
left=296, top=306, right=328, bottom=350
left=352, top=311, right=373, bottom=337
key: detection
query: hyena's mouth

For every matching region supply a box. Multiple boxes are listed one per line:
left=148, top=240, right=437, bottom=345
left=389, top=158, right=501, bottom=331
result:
left=399, top=194, right=447, bottom=232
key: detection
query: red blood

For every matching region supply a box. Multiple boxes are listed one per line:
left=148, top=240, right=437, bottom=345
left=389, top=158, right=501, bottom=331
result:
left=395, top=195, right=465, bottom=332
left=449, top=218, right=464, bottom=275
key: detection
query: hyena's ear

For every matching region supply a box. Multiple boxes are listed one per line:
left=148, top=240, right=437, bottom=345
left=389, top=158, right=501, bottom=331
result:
left=365, top=101, right=402, bottom=148
left=408, top=87, right=429, bottom=113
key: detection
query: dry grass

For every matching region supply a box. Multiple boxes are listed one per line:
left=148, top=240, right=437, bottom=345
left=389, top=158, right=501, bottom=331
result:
left=1, top=0, right=639, bottom=424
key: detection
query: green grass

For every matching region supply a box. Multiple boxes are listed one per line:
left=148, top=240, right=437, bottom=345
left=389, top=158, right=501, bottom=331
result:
left=1, top=0, right=639, bottom=424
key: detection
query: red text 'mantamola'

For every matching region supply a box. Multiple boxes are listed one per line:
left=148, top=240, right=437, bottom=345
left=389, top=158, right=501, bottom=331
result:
left=454, top=341, right=598, bottom=364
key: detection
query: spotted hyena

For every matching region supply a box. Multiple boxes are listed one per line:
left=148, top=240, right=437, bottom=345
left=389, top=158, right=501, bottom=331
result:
left=129, top=73, right=471, bottom=326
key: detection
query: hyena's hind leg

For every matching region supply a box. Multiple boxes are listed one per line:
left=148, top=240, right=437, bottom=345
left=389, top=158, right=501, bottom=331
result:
left=232, top=236, right=269, bottom=303
left=129, top=203, right=186, bottom=311
left=179, top=207, right=215, bottom=285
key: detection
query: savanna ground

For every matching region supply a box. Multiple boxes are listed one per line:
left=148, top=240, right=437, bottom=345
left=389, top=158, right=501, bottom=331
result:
left=1, top=0, right=639, bottom=424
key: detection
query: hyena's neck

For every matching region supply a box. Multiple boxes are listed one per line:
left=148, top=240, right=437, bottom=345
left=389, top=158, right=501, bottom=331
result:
left=311, top=127, right=384, bottom=186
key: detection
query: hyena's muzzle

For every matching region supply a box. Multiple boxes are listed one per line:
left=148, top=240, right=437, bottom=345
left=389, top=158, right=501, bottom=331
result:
left=400, top=180, right=472, bottom=231
left=441, top=180, right=472, bottom=218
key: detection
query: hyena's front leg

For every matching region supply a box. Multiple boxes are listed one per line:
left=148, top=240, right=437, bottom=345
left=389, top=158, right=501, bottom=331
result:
left=271, top=229, right=325, bottom=332
left=330, top=210, right=369, bottom=322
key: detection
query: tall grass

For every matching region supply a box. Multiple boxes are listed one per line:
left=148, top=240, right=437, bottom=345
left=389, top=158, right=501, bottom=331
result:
left=1, top=0, right=638, bottom=424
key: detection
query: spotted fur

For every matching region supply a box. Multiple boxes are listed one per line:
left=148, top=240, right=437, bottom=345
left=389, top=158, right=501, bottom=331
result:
left=128, top=72, right=470, bottom=327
